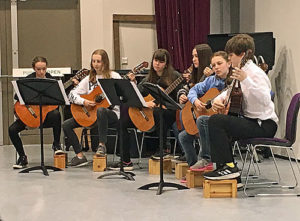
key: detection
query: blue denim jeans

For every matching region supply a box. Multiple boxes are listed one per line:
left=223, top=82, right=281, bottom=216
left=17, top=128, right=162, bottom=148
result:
left=178, top=115, right=211, bottom=166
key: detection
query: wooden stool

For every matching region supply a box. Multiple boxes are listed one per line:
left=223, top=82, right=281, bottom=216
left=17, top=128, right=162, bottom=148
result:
left=148, top=158, right=172, bottom=175
left=186, top=169, right=207, bottom=188
left=175, top=163, right=189, bottom=180
left=93, top=155, right=107, bottom=172
left=203, top=179, right=237, bottom=198
left=54, top=153, right=67, bottom=169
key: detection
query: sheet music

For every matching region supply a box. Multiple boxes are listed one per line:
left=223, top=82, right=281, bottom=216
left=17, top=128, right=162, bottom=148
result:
left=130, top=81, right=148, bottom=107
left=57, top=80, right=70, bottom=105
left=11, top=80, right=25, bottom=105
left=98, top=84, right=112, bottom=106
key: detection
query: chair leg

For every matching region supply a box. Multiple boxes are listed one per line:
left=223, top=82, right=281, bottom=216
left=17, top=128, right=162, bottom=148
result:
left=132, top=129, right=142, bottom=168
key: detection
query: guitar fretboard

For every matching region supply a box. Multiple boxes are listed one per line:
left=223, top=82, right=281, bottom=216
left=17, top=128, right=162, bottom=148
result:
left=164, top=76, right=183, bottom=95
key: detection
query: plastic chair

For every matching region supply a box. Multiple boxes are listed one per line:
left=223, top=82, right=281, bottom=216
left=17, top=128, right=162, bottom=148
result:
left=241, top=93, right=300, bottom=197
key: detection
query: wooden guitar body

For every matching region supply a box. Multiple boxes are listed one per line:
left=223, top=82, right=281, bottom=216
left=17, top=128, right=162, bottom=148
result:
left=71, top=86, right=110, bottom=127
left=14, top=101, right=58, bottom=128
left=181, top=88, right=220, bottom=135
left=128, top=94, right=155, bottom=132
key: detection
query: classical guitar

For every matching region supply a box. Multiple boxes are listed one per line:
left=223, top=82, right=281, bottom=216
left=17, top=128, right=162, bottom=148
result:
left=181, top=87, right=220, bottom=135
left=71, top=62, right=148, bottom=127
left=128, top=65, right=192, bottom=132
left=224, top=50, right=251, bottom=116
left=14, top=69, right=90, bottom=128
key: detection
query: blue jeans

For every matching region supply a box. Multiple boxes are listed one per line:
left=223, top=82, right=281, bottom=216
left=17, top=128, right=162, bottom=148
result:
left=178, top=115, right=211, bottom=166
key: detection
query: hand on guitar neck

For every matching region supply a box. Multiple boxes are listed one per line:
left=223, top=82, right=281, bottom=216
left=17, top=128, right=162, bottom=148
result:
left=230, top=67, right=247, bottom=82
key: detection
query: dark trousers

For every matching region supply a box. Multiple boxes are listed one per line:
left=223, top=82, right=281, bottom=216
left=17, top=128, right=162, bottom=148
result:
left=63, top=107, right=119, bottom=154
left=208, top=114, right=277, bottom=165
left=9, top=109, right=61, bottom=157
left=153, top=108, right=176, bottom=149
left=119, top=105, right=136, bottom=163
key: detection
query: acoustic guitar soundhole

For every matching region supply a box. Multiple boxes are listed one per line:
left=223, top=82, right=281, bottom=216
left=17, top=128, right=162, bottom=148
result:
left=95, top=95, right=104, bottom=103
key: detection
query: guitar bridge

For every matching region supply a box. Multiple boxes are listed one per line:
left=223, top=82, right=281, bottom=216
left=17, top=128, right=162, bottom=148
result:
left=139, top=109, right=149, bottom=121
left=82, top=107, right=90, bottom=117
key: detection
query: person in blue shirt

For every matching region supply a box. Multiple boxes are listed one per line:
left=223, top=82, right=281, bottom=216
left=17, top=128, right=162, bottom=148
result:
left=178, top=51, right=231, bottom=174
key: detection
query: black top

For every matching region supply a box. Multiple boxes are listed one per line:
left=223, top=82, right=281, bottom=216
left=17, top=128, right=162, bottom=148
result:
left=14, top=72, right=54, bottom=101
left=137, top=70, right=183, bottom=102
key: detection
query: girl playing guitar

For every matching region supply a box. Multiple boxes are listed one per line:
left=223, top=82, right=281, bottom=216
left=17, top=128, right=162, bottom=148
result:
left=9, top=56, right=63, bottom=169
left=178, top=51, right=231, bottom=173
left=64, top=49, right=122, bottom=167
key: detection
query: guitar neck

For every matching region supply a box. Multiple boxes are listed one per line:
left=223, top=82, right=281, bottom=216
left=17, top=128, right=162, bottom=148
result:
left=64, top=78, right=73, bottom=89
left=164, top=76, right=183, bottom=95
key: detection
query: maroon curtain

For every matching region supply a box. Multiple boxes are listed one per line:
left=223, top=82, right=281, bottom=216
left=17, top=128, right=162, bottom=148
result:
left=155, top=0, right=210, bottom=72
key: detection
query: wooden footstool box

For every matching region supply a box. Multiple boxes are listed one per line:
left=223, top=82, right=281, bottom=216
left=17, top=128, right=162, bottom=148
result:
left=175, top=163, right=189, bottom=180
left=93, top=155, right=107, bottom=172
left=203, top=179, right=237, bottom=198
left=149, top=159, right=172, bottom=175
left=186, top=169, right=208, bottom=188
left=54, top=153, right=67, bottom=169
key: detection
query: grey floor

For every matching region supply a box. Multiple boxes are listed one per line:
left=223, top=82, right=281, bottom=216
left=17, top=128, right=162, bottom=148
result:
left=1, top=145, right=300, bottom=221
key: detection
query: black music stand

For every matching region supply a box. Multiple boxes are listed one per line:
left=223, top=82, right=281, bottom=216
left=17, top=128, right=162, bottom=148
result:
left=12, top=78, right=69, bottom=176
left=97, top=79, right=148, bottom=181
left=138, top=82, right=188, bottom=195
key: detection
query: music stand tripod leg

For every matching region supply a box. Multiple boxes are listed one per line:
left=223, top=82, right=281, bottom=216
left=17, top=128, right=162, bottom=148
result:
left=138, top=105, right=188, bottom=195
left=97, top=106, right=135, bottom=181
left=19, top=99, right=62, bottom=176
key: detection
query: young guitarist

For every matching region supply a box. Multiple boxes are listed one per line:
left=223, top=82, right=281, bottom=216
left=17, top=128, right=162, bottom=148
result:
left=204, top=34, right=278, bottom=180
left=173, top=44, right=213, bottom=161
left=136, top=49, right=184, bottom=159
left=178, top=51, right=230, bottom=172
left=63, top=49, right=122, bottom=167
left=9, top=56, right=63, bottom=169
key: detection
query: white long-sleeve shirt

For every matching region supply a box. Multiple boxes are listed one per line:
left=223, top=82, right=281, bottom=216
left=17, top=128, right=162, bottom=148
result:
left=69, top=71, right=122, bottom=118
left=216, top=60, right=278, bottom=123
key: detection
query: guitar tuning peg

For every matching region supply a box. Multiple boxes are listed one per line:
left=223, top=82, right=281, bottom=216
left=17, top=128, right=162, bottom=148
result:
left=258, top=55, right=268, bottom=72
left=253, top=55, right=258, bottom=65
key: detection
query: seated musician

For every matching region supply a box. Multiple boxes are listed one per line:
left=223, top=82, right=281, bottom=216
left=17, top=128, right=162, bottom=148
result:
left=178, top=51, right=230, bottom=172
left=63, top=49, right=122, bottom=167
left=9, top=56, right=63, bottom=169
left=172, top=44, right=213, bottom=162
left=133, top=49, right=184, bottom=160
left=204, top=34, right=278, bottom=180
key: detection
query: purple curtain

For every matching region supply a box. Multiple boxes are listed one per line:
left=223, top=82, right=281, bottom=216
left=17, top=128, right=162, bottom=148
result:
left=155, top=0, right=210, bottom=72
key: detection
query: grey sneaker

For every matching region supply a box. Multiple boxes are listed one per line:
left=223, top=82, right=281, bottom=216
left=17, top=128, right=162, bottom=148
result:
left=96, top=144, right=106, bottom=156
left=190, top=158, right=213, bottom=171
left=69, top=155, right=88, bottom=167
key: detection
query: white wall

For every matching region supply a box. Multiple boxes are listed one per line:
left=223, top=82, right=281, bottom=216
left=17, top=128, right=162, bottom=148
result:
left=254, top=0, right=300, bottom=158
left=80, top=0, right=156, bottom=70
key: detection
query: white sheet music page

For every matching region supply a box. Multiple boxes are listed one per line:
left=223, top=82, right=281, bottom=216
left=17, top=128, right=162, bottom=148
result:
left=130, top=81, right=148, bottom=107
left=11, top=81, right=25, bottom=105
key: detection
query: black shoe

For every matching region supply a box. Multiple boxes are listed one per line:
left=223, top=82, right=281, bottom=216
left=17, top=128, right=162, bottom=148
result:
left=236, top=176, right=244, bottom=190
left=52, top=143, right=64, bottom=155
left=151, top=151, right=170, bottom=160
left=13, top=155, right=28, bottom=169
left=203, top=164, right=240, bottom=180
left=171, top=155, right=186, bottom=163
left=108, top=161, right=133, bottom=171
left=69, top=155, right=89, bottom=167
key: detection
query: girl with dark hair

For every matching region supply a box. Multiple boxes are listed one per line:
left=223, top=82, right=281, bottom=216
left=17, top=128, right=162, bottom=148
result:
left=138, top=49, right=185, bottom=159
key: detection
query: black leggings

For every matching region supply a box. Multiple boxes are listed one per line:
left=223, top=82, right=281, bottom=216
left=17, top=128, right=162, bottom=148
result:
left=208, top=114, right=277, bottom=164
left=9, top=109, right=61, bottom=157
